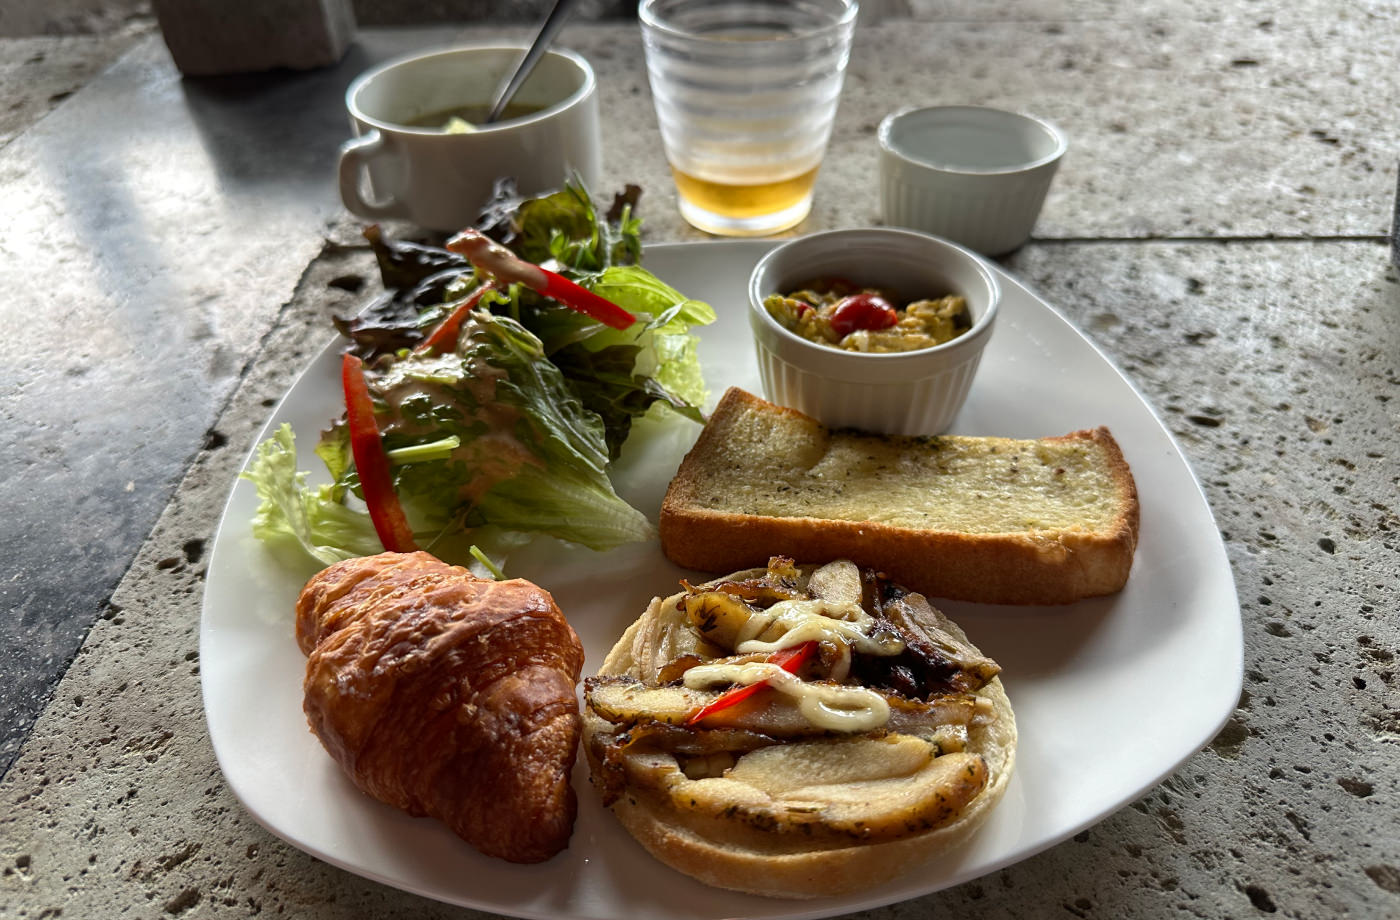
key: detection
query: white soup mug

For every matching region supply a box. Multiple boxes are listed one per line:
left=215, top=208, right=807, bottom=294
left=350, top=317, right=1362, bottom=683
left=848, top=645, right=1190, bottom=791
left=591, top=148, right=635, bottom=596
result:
left=339, top=44, right=602, bottom=232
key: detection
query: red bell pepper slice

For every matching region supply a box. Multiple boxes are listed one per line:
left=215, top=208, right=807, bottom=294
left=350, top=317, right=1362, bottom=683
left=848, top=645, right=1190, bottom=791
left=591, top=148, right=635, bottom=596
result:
left=414, top=281, right=500, bottom=354
left=533, top=269, right=637, bottom=331
left=686, top=640, right=818, bottom=726
left=445, top=229, right=636, bottom=331
left=340, top=353, right=419, bottom=554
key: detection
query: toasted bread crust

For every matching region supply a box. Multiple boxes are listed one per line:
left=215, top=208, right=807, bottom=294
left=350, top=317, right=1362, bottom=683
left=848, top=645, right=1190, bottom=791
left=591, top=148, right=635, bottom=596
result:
left=582, top=575, right=1017, bottom=898
left=660, top=388, right=1139, bottom=605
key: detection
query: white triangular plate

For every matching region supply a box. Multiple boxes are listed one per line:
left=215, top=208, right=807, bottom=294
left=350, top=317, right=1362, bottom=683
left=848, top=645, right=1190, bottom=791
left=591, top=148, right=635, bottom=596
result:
left=202, top=239, right=1241, bottom=920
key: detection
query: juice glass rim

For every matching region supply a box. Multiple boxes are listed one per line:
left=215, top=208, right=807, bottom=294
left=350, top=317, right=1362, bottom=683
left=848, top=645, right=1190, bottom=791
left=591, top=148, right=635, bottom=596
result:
left=638, top=0, right=859, bottom=43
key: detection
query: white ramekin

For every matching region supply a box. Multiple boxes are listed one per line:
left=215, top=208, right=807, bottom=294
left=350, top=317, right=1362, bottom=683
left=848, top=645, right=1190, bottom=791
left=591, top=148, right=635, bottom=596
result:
left=747, top=227, right=1001, bottom=436
left=879, top=105, right=1067, bottom=256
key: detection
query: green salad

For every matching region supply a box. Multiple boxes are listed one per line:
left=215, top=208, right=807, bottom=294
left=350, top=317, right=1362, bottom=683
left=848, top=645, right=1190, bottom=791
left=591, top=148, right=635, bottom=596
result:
left=241, top=182, right=715, bottom=571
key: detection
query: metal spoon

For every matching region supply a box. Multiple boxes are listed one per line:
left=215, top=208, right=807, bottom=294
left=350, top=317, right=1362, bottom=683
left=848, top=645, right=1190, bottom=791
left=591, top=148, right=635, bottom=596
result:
left=484, top=0, right=582, bottom=124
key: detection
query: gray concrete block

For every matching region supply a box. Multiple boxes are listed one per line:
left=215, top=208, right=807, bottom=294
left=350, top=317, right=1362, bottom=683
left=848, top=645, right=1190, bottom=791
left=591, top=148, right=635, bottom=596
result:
left=152, top=0, right=355, bottom=75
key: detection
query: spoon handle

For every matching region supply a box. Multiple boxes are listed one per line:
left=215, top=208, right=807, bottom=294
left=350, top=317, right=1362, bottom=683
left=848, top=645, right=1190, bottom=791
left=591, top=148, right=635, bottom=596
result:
left=485, top=0, right=582, bottom=124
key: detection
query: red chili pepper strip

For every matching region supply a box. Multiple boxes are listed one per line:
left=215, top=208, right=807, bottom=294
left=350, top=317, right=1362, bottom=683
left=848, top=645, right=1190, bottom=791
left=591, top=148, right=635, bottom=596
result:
left=686, top=640, right=818, bottom=726
left=445, top=229, right=636, bottom=331
left=340, top=353, right=419, bottom=554
left=534, top=270, right=637, bottom=330
left=414, top=281, right=500, bottom=354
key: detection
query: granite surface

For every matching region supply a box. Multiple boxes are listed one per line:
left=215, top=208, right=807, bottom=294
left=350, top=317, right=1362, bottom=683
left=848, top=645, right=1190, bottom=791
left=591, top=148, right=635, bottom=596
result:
left=1, top=5, right=1397, bottom=920
left=0, top=20, right=153, bottom=146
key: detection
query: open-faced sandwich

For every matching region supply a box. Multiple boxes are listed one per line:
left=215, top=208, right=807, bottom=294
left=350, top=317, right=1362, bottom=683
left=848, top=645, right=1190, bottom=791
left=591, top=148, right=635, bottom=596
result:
left=581, top=557, right=1016, bottom=898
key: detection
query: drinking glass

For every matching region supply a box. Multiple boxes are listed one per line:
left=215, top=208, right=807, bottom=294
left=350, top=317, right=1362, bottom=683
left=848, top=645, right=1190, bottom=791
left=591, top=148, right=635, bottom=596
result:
left=639, top=0, right=859, bottom=236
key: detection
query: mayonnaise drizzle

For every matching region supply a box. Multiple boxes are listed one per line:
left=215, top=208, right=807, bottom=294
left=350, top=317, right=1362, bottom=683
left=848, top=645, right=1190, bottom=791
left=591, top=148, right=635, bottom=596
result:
left=733, top=599, right=905, bottom=658
left=682, top=662, right=892, bottom=733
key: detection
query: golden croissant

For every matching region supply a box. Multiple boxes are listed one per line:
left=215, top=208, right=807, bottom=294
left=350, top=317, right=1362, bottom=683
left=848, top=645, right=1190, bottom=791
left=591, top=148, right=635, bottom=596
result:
left=295, top=551, right=584, bottom=863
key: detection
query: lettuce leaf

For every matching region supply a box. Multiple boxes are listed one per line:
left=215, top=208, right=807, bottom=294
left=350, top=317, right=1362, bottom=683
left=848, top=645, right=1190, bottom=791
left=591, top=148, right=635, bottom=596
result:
left=483, top=297, right=713, bottom=457
left=240, top=424, right=382, bottom=566
left=514, top=182, right=642, bottom=270
left=550, top=343, right=700, bottom=459
left=587, top=265, right=716, bottom=408
left=359, top=312, right=653, bottom=552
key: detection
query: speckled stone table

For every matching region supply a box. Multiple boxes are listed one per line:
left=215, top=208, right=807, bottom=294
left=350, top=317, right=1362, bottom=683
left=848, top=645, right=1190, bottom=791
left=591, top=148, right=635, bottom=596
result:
left=2, top=5, right=1397, bottom=919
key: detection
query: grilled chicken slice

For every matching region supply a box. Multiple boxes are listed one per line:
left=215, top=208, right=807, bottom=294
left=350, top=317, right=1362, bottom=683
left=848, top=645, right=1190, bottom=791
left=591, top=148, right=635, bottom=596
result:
left=585, top=676, right=982, bottom=738
left=616, top=735, right=989, bottom=846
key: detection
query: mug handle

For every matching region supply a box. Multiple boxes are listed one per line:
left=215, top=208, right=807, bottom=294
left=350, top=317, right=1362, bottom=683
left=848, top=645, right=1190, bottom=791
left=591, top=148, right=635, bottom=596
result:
left=338, top=130, right=407, bottom=219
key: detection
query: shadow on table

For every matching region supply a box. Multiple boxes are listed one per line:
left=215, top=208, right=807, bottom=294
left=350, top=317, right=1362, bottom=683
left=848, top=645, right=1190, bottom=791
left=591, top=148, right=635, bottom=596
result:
left=175, top=43, right=379, bottom=195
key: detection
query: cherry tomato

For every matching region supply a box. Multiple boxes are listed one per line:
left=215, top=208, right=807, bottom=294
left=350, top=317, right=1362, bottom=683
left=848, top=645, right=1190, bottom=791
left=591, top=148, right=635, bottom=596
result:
left=829, top=293, right=899, bottom=338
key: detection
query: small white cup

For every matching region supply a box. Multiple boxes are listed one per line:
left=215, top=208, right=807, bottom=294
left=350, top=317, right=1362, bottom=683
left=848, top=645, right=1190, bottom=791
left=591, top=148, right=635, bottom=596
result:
left=748, top=227, right=1001, bottom=436
left=339, top=44, right=602, bottom=232
left=879, top=105, right=1066, bottom=256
